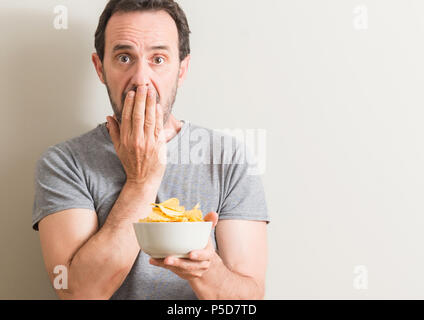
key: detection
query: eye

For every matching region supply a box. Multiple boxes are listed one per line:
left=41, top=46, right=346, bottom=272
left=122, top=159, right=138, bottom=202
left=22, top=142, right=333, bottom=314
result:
left=118, top=54, right=131, bottom=64
left=153, top=56, right=165, bottom=65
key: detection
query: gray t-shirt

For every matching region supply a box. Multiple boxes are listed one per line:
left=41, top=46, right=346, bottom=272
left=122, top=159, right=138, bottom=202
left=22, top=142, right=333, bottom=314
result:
left=32, top=120, right=269, bottom=300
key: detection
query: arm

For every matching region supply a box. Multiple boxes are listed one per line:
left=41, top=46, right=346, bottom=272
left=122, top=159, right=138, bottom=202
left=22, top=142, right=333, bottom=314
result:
left=39, top=182, right=157, bottom=300
left=190, top=220, right=267, bottom=299
left=38, top=84, right=167, bottom=299
left=150, top=218, right=268, bottom=300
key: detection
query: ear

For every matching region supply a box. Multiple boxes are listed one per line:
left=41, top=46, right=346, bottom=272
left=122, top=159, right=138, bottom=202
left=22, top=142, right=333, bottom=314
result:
left=92, top=53, right=106, bottom=84
left=177, top=54, right=190, bottom=88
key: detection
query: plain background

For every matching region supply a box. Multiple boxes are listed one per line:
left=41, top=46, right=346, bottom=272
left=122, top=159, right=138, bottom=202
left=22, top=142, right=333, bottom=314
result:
left=1, top=0, right=424, bottom=299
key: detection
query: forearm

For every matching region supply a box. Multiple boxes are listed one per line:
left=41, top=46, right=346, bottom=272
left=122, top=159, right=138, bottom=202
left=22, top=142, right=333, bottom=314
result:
left=61, top=182, right=158, bottom=299
left=189, top=254, right=264, bottom=300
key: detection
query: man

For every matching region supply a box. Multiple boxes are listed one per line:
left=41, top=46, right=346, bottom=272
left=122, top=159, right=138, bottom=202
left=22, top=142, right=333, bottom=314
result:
left=33, top=0, right=269, bottom=300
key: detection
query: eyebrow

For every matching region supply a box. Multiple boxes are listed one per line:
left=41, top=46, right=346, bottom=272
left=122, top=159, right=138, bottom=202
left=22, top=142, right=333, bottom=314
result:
left=112, top=44, right=171, bottom=53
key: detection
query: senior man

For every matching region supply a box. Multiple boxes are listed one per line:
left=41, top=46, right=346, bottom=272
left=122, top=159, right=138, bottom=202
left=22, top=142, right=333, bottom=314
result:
left=33, top=0, right=269, bottom=300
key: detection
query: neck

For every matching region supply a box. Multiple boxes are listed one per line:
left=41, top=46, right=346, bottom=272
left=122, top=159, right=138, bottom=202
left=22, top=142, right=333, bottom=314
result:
left=164, top=114, right=183, bottom=143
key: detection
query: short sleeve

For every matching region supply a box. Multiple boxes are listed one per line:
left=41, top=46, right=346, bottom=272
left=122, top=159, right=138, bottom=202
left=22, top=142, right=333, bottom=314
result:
left=32, top=145, right=95, bottom=231
left=218, top=139, right=270, bottom=223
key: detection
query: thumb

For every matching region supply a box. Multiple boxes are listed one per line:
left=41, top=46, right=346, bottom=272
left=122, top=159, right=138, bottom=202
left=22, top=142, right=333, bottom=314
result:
left=204, top=211, right=218, bottom=229
left=106, top=116, right=120, bottom=150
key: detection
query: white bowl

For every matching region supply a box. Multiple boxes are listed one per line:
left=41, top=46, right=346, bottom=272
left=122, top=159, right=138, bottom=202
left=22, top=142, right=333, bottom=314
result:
left=133, top=222, right=213, bottom=258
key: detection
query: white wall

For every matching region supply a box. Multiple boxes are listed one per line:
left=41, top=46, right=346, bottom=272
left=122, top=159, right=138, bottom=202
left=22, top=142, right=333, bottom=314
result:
left=1, top=0, right=424, bottom=299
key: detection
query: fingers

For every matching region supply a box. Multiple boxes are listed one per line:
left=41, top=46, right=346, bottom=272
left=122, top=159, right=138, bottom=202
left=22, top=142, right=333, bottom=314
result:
left=121, top=90, right=136, bottom=143
left=150, top=260, right=206, bottom=279
left=120, top=85, right=159, bottom=145
left=144, top=86, right=157, bottom=139
left=155, top=103, right=167, bottom=165
left=189, top=247, right=214, bottom=261
left=131, top=85, right=148, bottom=139
left=203, top=212, right=219, bottom=228
left=150, top=257, right=210, bottom=272
left=165, top=258, right=210, bottom=271
left=155, top=103, right=164, bottom=141
left=106, top=116, right=120, bottom=151
left=149, top=244, right=217, bottom=279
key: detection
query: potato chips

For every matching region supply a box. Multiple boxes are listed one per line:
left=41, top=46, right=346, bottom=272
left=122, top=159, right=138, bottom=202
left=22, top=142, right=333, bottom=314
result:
left=139, top=198, right=204, bottom=222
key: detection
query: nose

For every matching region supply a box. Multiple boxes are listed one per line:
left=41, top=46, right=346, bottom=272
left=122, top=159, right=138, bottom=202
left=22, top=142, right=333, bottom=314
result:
left=130, top=59, right=150, bottom=90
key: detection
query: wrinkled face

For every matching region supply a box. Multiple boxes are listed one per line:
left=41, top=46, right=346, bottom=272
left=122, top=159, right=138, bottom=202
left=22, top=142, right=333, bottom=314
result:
left=94, top=10, right=189, bottom=125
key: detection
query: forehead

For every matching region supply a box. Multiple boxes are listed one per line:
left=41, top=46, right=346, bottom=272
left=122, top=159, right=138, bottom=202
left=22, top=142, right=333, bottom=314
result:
left=105, top=10, right=178, bottom=52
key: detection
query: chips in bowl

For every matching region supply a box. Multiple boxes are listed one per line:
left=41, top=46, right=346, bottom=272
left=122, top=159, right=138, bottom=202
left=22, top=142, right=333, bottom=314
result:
left=134, top=198, right=211, bottom=258
left=139, top=198, right=204, bottom=222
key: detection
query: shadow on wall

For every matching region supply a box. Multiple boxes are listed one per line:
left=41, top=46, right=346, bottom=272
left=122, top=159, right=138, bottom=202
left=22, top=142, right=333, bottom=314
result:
left=0, top=8, right=96, bottom=299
